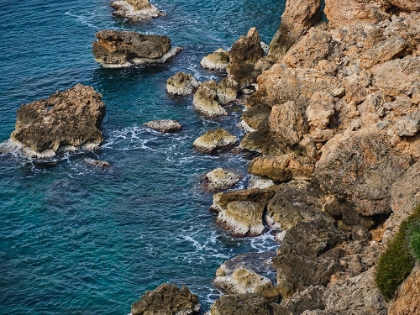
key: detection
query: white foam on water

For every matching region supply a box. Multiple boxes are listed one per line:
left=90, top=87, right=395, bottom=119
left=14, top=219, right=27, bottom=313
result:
left=65, top=10, right=100, bottom=29
left=249, top=231, right=280, bottom=253
left=103, top=126, right=157, bottom=151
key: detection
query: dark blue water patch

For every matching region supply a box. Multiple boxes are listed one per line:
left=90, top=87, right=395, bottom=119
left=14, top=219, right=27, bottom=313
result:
left=0, top=0, right=284, bottom=314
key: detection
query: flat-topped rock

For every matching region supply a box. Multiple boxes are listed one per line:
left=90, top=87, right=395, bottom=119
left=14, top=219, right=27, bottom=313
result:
left=110, top=0, right=165, bottom=22
left=92, top=30, right=182, bottom=68
left=203, top=168, right=241, bottom=192
left=143, top=119, right=182, bottom=133
left=7, top=84, right=106, bottom=158
left=166, top=72, right=200, bottom=96
left=193, top=129, right=237, bottom=153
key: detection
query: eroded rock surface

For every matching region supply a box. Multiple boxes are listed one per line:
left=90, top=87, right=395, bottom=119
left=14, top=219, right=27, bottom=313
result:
left=110, top=0, right=164, bottom=22
left=9, top=84, right=106, bottom=158
left=203, top=168, right=241, bottom=192
left=193, top=129, right=237, bottom=153
left=92, top=30, right=182, bottom=67
left=166, top=72, right=200, bottom=96
left=143, top=119, right=182, bottom=133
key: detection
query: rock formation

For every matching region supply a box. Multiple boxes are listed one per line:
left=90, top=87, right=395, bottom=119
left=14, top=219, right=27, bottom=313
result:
left=5, top=84, right=106, bottom=158
left=193, top=129, right=237, bottom=154
left=143, top=119, right=182, bottom=133
left=110, top=0, right=165, bottom=22
left=92, top=30, right=182, bottom=67
left=166, top=72, right=200, bottom=96
left=131, top=283, right=200, bottom=315
left=202, top=168, right=241, bottom=192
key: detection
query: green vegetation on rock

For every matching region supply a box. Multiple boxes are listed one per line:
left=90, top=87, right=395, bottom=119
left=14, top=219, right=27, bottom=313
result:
left=375, top=205, right=420, bottom=301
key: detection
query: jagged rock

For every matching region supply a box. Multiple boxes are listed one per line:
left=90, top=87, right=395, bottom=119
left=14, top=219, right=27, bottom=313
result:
left=279, top=217, right=345, bottom=258
left=324, top=0, right=389, bottom=28
left=282, top=26, right=332, bottom=69
left=247, top=154, right=315, bottom=182
left=217, top=76, right=239, bottom=104
left=265, top=179, right=327, bottom=230
left=209, top=293, right=272, bottom=315
left=389, top=0, right=420, bottom=12
left=269, top=101, right=307, bottom=145
left=131, top=283, right=200, bottom=315
left=203, top=168, right=241, bottom=192
left=242, top=103, right=271, bottom=130
left=226, top=62, right=261, bottom=90
left=92, top=30, right=182, bottom=67
left=210, top=187, right=277, bottom=213
left=229, top=28, right=264, bottom=64
left=200, top=49, right=230, bottom=70
left=193, top=80, right=227, bottom=118
left=384, top=160, right=420, bottom=243
left=216, top=201, right=266, bottom=237
left=371, top=56, right=420, bottom=98
left=360, top=35, right=408, bottom=69
left=193, top=129, right=236, bottom=153
left=268, top=0, right=322, bottom=57
left=247, top=175, right=276, bottom=189
left=272, top=286, right=326, bottom=315
left=110, top=0, right=164, bottom=22
left=143, top=119, right=182, bottom=133
left=214, top=267, right=275, bottom=294
left=306, top=92, right=335, bottom=130
left=388, top=263, right=420, bottom=315
left=166, top=72, right=200, bottom=96
left=273, top=252, right=340, bottom=298
left=322, top=268, right=387, bottom=315
left=314, top=129, right=412, bottom=216
left=395, top=111, right=420, bottom=136
left=8, top=84, right=106, bottom=158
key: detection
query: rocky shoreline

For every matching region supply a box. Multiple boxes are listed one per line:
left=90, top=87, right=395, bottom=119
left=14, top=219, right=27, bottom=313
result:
left=3, top=0, right=420, bottom=314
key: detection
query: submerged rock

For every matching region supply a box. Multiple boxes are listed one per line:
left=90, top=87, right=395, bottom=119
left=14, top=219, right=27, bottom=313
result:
left=8, top=84, right=106, bottom=158
left=92, top=30, right=182, bottom=68
left=193, top=129, right=237, bottom=153
left=166, top=72, right=200, bottom=96
left=143, top=119, right=182, bottom=133
left=110, top=0, right=165, bottom=22
left=84, top=158, right=111, bottom=168
left=131, top=283, right=200, bottom=315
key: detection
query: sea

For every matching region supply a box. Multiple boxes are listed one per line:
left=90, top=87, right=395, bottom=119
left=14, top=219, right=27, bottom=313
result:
left=0, top=1, right=285, bottom=314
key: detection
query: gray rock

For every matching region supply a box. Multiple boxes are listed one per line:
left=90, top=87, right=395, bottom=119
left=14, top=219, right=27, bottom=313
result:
left=110, top=0, right=164, bottom=22
left=143, top=119, right=182, bottom=133
left=273, top=286, right=326, bottom=315
left=210, top=293, right=272, bottom=315
left=203, top=168, right=241, bottom=192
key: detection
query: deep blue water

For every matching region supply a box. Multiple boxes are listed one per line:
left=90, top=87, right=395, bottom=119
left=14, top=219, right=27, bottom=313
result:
left=0, top=1, right=285, bottom=314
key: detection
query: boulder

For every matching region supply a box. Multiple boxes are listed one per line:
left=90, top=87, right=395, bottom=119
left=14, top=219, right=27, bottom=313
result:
left=265, top=179, right=327, bottom=230
left=9, top=84, right=106, bottom=158
left=268, top=0, right=322, bottom=57
left=143, top=119, right=182, bottom=133
left=248, top=153, right=315, bottom=182
left=388, top=263, right=420, bottom=315
left=247, top=175, right=276, bottom=189
left=210, top=187, right=277, bottom=213
left=166, top=72, right=200, bottom=96
left=200, top=49, right=230, bottom=70
left=193, top=129, right=237, bottom=153
left=306, top=92, right=335, bottom=131
left=110, top=0, right=164, bottom=22
left=324, top=0, right=389, bottom=28
left=226, top=62, right=261, bottom=90
left=214, top=267, right=275, bottom=294
left=209, top=293, right=272, bottom=315
left=229, top=28, right=264, bottom=64
left=314, top=129, right=412, bottom=217
left=193, top=81, right=227, bottom=118
left=203, top=168, right=241, bottom=192
left=322, top=268, right=387, bottom=315
left=216, top=200, right=266, bottom=237
left=131, top=283, right=200, bottom=315
left=242, top=103, right=271, bottom=130
left=217, top=76, right=239, bottom=105
left=92, top=30, right=182, bottom=67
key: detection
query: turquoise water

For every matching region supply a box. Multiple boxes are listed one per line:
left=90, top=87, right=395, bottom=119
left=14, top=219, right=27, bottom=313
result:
left=0, top=1, right=284, bottom=314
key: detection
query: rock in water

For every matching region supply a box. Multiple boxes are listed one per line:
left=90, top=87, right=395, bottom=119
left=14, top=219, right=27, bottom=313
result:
left=9, top=84, right=106, bottom=158
left=166, top=72, right=200, bottom=96
left=203, top=168, right=241, bottom=192
left=131, top=283, right=200, bottom=315
left=110, top=0, right=164, bottom=22
left=92, top=30, right=182, bottom=68
left=193, top=129, right=237, bottom=153
left=143, top=119, right=182, bottom=133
